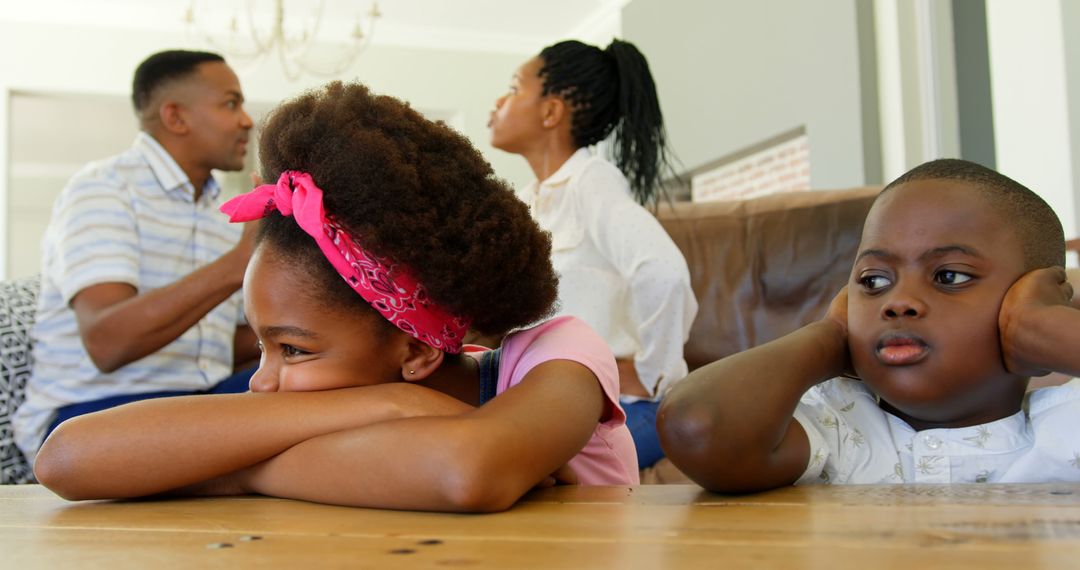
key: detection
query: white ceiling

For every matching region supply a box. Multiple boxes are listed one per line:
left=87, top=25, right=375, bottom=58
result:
left=1, top=0, right=629, bottom=54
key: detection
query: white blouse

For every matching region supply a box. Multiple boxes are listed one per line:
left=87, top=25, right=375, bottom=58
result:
left=518, top=148, right=697, bottom=398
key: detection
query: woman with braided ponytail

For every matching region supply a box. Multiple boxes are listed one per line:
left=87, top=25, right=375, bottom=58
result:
left=490, top=39, right=697, bottom=470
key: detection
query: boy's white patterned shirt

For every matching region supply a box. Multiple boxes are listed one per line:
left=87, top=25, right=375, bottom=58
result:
left=793, top=378, right=1080, bottom=484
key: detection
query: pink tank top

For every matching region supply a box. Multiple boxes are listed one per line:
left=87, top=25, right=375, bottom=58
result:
left=465, top=316, right=639, bottom=485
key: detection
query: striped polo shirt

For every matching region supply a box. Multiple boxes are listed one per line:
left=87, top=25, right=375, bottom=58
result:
left=15, top=132, right=245, bottom=461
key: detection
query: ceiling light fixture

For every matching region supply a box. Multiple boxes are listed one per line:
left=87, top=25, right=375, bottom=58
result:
left=183, top=0, right=381, bottom=81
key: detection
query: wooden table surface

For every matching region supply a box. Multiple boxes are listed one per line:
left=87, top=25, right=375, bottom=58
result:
left=3, top=483, right=1080, bottom=568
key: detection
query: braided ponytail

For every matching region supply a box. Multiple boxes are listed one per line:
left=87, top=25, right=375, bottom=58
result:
left=539, top=39, right=677, bottom=206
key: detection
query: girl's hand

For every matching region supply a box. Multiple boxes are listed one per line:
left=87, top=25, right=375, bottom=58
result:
left=999, top=266, right=1073, bottom=377
left=167, top=468, right=252, bottom=497
left=536, top=463, right=579, bottom=488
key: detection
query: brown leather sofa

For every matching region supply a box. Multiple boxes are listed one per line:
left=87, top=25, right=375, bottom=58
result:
left=657, top=187, right=881, bottom=371
left=644, top=187, right=880, bottom=483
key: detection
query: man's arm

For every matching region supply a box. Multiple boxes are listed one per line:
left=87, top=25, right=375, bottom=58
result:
left=657, top=289, right=851, bottom=494
left=71, top=222, right=257, bottom=373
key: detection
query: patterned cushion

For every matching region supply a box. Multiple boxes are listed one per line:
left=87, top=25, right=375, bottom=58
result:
left=0, top=276, right=39, bottom=484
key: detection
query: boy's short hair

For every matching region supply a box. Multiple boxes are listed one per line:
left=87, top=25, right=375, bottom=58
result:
left=131, top=50, right=224, bottom=114
left=883, top=158, right=1065, bottom=270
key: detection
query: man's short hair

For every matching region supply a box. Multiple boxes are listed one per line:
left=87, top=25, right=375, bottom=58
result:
left=883, top=158, right=1065, bottom=270
left=131, top=50, right=225, bottom=114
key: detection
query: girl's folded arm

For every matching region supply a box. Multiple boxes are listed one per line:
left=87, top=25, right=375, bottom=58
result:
left=241, top=359, right=605, bottom=513
left=34, top=383, right=472, bottom=501
left=657, top=319, right=847, bottom=494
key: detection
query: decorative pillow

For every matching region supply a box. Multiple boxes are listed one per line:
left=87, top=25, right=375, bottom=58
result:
left=0, top=275, right=39, bottom=484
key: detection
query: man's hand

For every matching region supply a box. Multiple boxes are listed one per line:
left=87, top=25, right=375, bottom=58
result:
left=999, top=266, right=1073, bottom=377
left=232, top=219, right=260, bottom=266
left=227, top=171, right=266, bottom=272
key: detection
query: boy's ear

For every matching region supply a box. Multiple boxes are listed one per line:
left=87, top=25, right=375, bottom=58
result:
left=400, top=338, right=444, bottom=382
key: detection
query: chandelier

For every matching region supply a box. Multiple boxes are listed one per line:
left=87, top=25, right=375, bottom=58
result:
left=183, top=0, right=381, bottom=80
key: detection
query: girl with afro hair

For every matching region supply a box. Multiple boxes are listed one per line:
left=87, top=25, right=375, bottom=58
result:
left=35, top=81, right=639, bottom=512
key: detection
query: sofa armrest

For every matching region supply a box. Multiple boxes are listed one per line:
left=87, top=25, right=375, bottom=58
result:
left=0, top=275, right=40, bottom=484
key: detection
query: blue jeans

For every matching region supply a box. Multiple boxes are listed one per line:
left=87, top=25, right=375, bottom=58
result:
left=44, top=366, right=257, bottom=442
left=623, top=399, right=664, bottom=469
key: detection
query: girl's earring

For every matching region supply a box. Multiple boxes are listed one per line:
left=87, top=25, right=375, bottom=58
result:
left=408, top=370, right=416, bottom=375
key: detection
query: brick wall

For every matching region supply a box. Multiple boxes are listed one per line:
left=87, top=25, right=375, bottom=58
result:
left=691, top=133, right=810, bottom=202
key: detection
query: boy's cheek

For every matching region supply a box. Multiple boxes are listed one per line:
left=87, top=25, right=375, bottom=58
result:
left=835, top=299, right=886, bottom=380
left=848, top=340, right=876, bottom=382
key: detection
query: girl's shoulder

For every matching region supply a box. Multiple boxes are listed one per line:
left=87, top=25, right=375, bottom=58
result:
left=498, top=316, right=624, bottom=423
left=501, top=316, right=616, bottom=383
left=503, top=316, right=605, bottom=355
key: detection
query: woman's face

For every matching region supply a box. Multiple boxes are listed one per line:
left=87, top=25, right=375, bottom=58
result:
left=243, top=243, right=404, bottom=393
left=488, top=56, right=549, bottom=154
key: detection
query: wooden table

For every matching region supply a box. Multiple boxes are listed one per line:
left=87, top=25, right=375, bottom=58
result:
left=3, top=483, right=1080, bottom=568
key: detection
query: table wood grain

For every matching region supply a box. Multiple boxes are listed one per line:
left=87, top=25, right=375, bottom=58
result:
left=3, top=483, right=1080, bottom=568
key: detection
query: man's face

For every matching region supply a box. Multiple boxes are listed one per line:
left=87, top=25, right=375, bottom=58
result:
left=847, top=179, right=1029, bottom=429
left=177, top=61, right=253, bottom=173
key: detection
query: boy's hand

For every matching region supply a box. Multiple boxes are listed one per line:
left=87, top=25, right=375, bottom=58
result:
left=823, top=286, right=850, bottom=335
left=823, top=286, right=857, bottom=379
left=999, top=266, right=1073, bottom=377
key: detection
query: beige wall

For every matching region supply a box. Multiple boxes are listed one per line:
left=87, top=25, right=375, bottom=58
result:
left=987, top=0, right=1079, bottom=240
left=621, top=0, right=871, bottom=189
left=623, top=0, right=1080, bottom=251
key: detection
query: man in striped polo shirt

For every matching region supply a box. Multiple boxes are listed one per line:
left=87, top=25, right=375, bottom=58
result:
left=15, top=50, right=261, bottom=464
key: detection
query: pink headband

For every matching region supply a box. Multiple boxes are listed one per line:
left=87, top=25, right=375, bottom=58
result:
left=220, top=171, right=470, bottom=353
